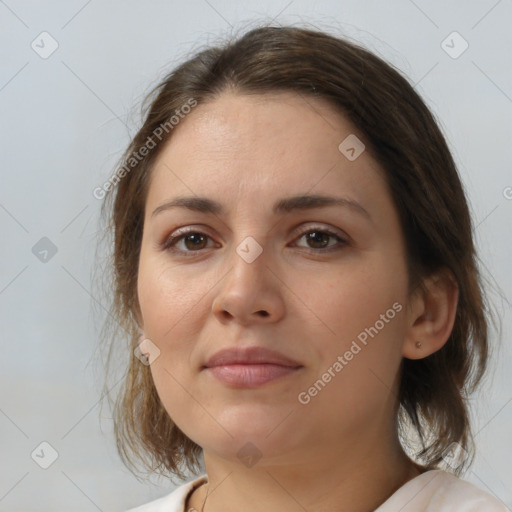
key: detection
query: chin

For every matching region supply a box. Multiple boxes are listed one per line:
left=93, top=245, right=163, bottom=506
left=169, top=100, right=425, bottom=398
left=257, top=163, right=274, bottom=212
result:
left=203, top=435, right=297, bottom=468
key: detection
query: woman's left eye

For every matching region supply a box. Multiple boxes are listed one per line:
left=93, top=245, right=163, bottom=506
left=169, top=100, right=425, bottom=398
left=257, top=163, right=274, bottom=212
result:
left=162, top=227, right=347, bottom=255
left=294, top=229, right=347, bottom=251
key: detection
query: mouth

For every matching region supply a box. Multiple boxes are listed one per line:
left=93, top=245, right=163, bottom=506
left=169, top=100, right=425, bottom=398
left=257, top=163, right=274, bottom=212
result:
left=205, top=363, right=302, bottom=388
left=203, top=346, right=303, bottom=388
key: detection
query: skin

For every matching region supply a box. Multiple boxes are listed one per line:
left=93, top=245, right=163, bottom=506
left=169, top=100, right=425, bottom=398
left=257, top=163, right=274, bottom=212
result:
left=136, top=91, right=459, bottom=512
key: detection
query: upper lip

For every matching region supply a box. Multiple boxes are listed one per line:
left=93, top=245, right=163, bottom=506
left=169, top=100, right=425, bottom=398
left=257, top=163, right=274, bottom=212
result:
left=203, top=346, right=302, bottom=368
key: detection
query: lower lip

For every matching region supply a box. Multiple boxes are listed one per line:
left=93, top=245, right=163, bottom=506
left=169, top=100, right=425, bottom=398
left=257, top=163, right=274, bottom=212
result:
left=205, top=364, right=301, bottom=388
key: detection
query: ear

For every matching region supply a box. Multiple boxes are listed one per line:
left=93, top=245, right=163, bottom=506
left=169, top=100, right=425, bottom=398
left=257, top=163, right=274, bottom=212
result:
left=403, top=268, right=459, bottom=360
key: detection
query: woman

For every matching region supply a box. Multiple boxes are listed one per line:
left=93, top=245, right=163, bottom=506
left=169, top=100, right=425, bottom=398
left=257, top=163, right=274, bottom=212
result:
left=99, top=25, right=508, bottom=511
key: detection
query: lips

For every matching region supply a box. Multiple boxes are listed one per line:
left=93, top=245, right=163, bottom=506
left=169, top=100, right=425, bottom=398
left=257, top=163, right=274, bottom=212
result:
left=203, top=346, right=303, bottom=388
left=203, top=346, right=301, bottom=368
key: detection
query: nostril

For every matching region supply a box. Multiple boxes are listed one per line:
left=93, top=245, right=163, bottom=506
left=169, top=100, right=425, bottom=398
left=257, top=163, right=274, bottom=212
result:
left=257, top=310, right=269, bottom=317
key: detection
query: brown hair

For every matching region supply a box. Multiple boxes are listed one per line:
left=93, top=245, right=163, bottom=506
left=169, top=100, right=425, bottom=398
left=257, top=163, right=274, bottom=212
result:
left=97, top=24, right=497, bottom=482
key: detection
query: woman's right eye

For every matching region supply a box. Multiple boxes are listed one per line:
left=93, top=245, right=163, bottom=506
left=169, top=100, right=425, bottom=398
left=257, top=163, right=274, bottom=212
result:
left=162, top=230, right=215, bottom=255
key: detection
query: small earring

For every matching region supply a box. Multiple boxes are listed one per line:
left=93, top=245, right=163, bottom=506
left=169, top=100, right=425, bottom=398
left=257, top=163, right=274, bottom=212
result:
left=415, top=341, right=422, bottom=349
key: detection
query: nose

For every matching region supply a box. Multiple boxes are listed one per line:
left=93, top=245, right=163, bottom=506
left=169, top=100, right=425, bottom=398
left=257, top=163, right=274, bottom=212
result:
left=211, top=242, right=285, bottom=326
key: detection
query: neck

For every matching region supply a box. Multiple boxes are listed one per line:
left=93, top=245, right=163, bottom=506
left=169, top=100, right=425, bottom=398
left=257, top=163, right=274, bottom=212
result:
left=188, top=440, right=422, bottom=512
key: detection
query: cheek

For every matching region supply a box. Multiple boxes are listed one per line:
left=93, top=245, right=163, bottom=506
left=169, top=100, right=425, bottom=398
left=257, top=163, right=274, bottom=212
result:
left=136, top=261, right=201, bottom=403
left=137, top=255, right=202, bottom=339
left=303, top=260, right=407, bottom=344
left=298, top=257, right=408, bottom=400
left=137, top=260, right=201, bottom=430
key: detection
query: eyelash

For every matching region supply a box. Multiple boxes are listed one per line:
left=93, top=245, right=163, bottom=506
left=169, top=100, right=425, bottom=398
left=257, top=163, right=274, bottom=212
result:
left=161, top=226, right=348, bottom=256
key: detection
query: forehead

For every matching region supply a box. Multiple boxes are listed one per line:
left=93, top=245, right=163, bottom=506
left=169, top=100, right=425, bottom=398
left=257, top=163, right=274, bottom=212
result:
left=145, top=91, right=388, bottom=215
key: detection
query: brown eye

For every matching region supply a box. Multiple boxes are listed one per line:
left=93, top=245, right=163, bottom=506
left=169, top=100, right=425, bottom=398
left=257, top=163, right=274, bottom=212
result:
left=294, top=228, right=347, bottom=252
left=162, top=230, right=214, bottom=254
left=181, top=233, right=209, bottom=251
left=304, top=231, right=332, bottom=249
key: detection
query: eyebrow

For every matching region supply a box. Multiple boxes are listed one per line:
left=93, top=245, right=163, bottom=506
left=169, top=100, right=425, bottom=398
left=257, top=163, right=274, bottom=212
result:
left=151, top=194, right=372, bottom=221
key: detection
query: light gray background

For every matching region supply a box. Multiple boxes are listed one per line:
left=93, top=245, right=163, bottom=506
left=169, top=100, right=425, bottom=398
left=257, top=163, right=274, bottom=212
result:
left=1, top=1, right=511, bottom=511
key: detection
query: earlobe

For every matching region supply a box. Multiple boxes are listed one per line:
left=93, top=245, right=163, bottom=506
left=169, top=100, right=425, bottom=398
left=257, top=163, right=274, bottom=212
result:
left=403, top=269, right=459, bottom=360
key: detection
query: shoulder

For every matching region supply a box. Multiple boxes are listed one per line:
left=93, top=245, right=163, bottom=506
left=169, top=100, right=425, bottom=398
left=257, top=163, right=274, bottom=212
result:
left=124, top=475, right=208, bottom=512
left=426, top=470, right=509, bottom=511
left=377, top=470, right=509, bottom=512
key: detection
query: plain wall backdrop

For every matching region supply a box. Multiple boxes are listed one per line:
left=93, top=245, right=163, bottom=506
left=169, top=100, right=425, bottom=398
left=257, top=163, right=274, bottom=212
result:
left=0, top=1, right=511, bottom=510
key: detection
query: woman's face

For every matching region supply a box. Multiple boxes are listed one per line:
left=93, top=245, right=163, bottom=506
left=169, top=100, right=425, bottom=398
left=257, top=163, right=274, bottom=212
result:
left=137, top=92, right=414, bottom=466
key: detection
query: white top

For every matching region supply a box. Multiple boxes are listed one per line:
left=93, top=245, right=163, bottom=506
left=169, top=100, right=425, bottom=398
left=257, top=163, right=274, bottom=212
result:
left=125, top=469, right=509, bottom=512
